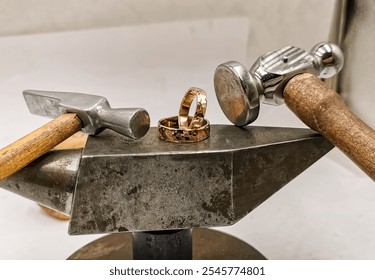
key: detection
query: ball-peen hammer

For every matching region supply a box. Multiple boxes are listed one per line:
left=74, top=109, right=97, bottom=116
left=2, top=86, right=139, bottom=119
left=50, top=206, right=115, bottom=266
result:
left=214, top=42, right=375, bottom=180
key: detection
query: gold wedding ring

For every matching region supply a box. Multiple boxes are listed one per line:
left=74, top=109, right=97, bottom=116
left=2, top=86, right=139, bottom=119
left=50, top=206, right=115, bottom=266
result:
left=178, top=87, right=207, bottom=129
left=158, top=87, right=210, bottom=143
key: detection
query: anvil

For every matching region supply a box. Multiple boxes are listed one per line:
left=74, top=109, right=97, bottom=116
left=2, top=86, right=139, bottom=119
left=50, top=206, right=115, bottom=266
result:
left=0, top=125, right=332, bottom=236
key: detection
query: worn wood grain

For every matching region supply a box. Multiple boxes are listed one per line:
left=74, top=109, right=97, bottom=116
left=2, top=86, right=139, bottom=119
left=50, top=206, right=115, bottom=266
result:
left=284, top=73, right=375, bottom=181
left=0, top=113, right=81, bottom=181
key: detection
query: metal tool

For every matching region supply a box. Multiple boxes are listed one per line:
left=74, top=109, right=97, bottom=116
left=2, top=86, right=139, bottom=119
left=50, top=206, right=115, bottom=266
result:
left=214, top=42, right=344, bottom=126
left=0, top=90, right=150, bottom=181
left=0, top=125, right=332, bottom=234
left=214, top=42, right=375, bottom=180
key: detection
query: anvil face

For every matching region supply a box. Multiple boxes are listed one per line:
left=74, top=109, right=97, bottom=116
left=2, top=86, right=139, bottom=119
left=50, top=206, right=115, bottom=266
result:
left=68, top=125, right=332, bottom=235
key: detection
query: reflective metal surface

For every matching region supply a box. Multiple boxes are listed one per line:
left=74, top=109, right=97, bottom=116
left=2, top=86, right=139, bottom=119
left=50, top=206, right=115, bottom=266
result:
left=215, top=42, right=343, bottom=126
left=158, top=116, right=210, bottom=143
left=251, top=43, right=342, bottom=105
left=331, top=0, right=375, bottom=129
left=311, top=42, right=344, bottom=79
left=214, top=61, right=260, bottom=126
left=23, top=90, right=150, bottom=139
left=178, top=87, right=207, bottom=129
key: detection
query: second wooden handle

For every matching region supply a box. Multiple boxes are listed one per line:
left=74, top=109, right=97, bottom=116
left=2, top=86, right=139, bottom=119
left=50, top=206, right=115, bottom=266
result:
left=284, top=73, right=375, bottom=180
left=0, top=113, right=82, bottom=181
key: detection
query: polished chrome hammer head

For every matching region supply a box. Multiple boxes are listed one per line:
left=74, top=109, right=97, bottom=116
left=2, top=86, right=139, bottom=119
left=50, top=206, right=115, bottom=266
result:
left=23, top=90, right=150, bottom=139
left=214, top=42, right=344, bottom=126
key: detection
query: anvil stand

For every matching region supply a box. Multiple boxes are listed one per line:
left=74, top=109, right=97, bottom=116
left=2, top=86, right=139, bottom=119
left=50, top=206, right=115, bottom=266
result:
left=67, top=125, right=332, bottom=260
left=68, top=229, right=266, bottom=260
left=1, top=126, right=333, bottom=260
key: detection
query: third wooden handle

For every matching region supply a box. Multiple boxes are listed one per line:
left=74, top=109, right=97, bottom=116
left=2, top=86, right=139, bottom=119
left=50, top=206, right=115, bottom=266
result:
left=284, top=73, right=375, bottom=181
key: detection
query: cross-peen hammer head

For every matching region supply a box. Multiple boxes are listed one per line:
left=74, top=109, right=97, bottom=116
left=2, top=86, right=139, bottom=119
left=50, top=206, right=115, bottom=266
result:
left=23, top=90, right=150, bottom=139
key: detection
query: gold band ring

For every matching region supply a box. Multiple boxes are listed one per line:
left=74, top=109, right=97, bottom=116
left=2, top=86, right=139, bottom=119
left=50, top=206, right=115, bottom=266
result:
left=158, top=116, right=210, bottom=143
left=158, top=87, right=210, bottom=143
left=178, top=87, right=207, bottom=129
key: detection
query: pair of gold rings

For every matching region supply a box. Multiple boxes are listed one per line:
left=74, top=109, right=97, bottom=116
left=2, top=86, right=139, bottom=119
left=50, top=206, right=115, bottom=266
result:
left=158, top=87, right=210, bottom=143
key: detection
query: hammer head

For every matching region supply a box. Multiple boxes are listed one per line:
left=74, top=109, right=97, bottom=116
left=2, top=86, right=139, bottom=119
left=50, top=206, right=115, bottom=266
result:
left=214, top=42, right=344, bottom=126
left=23, top=90, right=150, bottom=139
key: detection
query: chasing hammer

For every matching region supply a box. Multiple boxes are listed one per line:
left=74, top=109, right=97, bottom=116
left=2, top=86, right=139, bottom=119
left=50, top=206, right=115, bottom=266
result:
left=214, top=42, right=375, bottom=180
left=0, top=90, right=150, bottom=181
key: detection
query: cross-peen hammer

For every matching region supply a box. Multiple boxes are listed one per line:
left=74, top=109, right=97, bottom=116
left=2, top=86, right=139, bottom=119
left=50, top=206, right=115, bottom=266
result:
left=0, top=90, right=150, bottom=181
left=214, top=42, right=375, bottom=181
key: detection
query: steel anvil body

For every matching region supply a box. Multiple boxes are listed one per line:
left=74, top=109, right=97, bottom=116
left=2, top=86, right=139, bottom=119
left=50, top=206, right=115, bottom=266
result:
left=1, top=125, right=332, bottom=235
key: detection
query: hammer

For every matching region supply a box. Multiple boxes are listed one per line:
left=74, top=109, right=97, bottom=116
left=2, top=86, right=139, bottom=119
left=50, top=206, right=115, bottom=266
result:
left=0, top=90, right=150, bottom=181
left=214, top=42, right=375, bottom=180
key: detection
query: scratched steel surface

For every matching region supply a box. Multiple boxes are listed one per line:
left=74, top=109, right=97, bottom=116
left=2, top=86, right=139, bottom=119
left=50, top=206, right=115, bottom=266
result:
left=0, top=149, right=81, bottom=214
left=69, top=125, right=332, bottom=234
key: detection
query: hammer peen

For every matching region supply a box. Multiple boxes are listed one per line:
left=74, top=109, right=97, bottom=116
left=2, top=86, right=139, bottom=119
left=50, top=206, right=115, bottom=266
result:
left=0, top=90, right=150, bottom=181
left=215, top=42, right=375, bottom=180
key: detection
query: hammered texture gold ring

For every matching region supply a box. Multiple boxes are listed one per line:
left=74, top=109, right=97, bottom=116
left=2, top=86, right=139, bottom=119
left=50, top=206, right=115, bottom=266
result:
left=158, top=87, right=210, bottom=143
left=178, top=87, right=207, bottom=129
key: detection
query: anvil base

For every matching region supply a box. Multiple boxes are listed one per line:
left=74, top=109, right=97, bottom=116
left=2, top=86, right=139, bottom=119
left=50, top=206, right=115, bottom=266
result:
left=68, top=228, right=266, bottom=260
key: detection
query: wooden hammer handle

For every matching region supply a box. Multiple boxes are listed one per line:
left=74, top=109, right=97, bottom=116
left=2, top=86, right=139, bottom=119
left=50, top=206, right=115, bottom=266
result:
left=284, top=73, right=375, bottom=180
left=0, top=113, right=81, bottom=181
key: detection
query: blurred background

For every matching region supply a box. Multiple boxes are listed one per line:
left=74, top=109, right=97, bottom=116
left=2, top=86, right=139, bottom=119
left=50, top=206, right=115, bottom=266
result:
left=0, top=0, right=374, bottom=259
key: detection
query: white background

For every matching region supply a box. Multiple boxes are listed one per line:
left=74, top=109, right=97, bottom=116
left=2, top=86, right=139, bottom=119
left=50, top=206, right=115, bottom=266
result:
left=0, top=0, right=374, bottom=259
